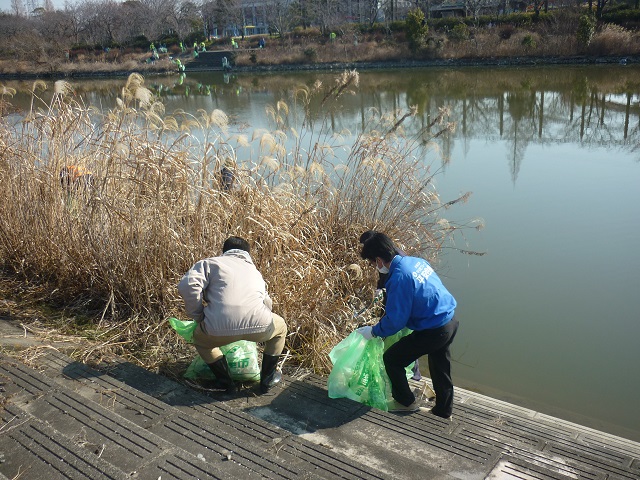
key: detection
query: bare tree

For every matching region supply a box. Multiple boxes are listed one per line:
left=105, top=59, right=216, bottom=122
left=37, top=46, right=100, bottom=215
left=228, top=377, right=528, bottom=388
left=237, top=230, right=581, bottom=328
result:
left=314, top=0, right=341, bottom=33
left=465, top=0, right=496, bottom=21
left=289, top=0, right=315, bottom=29
left=168, top=0, right=202, bottom=40
left=264, top=0, right=294, bottom=36
left=11, top=0, right=27, bottom=17
left=61, top=2, right=89, bottom=45
left=112, top=0, right=150, bottom=44
left=139, top=0, right=176, bottom=40
left=218, top=0, right=243, bottom=37
left=35, top=9, right=76, bottom=51
left=201, top=0, right=219, bottom=37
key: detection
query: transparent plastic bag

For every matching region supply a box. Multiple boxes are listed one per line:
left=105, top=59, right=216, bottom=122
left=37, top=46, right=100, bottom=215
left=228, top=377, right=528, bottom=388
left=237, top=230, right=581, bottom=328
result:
left=328, top=331, right=390, bottom=410
left=327, top=328, right=415, bottom=411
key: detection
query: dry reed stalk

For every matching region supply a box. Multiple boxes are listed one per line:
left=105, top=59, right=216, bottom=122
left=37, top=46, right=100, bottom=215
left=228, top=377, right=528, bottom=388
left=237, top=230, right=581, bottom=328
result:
left=0, top=72, right=474, bottom=375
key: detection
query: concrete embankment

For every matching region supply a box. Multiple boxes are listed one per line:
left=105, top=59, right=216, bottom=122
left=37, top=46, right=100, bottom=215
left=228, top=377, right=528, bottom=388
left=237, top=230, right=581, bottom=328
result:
left=1, top=318, right=639, bottom=479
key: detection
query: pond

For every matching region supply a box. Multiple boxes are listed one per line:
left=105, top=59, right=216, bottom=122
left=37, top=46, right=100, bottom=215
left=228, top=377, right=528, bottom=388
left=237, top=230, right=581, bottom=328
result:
left=4, top=64, right=640, bottom=441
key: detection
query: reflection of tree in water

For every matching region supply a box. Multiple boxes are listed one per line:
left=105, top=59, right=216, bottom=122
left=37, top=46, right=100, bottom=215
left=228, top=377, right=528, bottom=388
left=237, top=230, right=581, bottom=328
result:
left=8, top=68, right=638, bottom=170
left=505, top=90, right=537, bottom=183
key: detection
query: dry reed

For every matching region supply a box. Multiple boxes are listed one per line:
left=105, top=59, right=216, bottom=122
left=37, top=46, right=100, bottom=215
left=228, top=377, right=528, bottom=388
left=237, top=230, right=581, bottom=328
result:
left=0, top=72, right=472, bottom=376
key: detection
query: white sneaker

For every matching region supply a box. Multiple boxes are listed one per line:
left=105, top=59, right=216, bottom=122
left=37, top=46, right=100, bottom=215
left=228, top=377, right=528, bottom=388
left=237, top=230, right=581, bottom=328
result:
left=388, top=400, right=421, bottom=413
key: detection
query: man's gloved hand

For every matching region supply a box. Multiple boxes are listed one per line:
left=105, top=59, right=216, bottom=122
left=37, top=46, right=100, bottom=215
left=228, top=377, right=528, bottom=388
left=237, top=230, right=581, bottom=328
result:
left=357, top=325, right=374, bottom=340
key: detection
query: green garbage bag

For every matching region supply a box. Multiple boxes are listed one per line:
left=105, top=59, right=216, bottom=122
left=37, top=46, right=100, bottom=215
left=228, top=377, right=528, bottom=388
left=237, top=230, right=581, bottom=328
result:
left=327, top=328, right=415, bottom=411
left=168, top=318, right=261, bottom=382
left=168, top=317, right=197, bottom=343
left=220, top=340, right=261, bottom=381
left=328, top=331, right=390, bottom=410
left=184, top=340, right=260, bottom=382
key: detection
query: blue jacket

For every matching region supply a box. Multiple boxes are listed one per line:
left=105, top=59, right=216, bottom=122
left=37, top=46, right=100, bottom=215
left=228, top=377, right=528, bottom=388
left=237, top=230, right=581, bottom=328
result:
left=372, top=255, right=456, bottom=338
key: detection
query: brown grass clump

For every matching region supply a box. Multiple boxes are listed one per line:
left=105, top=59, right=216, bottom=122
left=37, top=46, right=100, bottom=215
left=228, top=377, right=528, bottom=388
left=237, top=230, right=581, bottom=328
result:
left=0, top=72, right=471, bottom=375
left=588, top=24, right=639, bottom=56
left=0, top=53, right=176, bottom=76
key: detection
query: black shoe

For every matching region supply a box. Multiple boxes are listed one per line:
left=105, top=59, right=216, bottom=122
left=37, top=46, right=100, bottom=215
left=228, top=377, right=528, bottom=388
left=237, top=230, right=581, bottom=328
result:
left=206, top=357, right=237, bottom=393
left=260, top=354, right=282, bottom=394
left=429, top=408, right=452, bottom=421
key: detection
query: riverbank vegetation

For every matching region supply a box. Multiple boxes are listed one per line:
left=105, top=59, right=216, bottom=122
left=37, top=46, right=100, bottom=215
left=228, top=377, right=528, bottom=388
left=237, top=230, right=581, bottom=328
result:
left=1, top=3, right=640, bottom=77
left=0, top=72, right=477, bottom=377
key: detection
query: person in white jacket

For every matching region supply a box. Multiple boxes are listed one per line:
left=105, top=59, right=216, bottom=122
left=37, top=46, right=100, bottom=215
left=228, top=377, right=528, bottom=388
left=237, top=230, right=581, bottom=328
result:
left=177, top=236, right=287, bottom=393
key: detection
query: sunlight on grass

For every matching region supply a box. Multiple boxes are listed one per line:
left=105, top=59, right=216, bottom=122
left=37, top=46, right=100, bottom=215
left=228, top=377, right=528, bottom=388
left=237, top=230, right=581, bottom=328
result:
left=0, top=72, right=475, bottom=375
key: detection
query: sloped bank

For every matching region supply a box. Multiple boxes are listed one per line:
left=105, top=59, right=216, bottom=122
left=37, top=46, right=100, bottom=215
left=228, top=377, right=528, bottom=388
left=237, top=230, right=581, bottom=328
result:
left=1, top=54, right=638, bottom=81
left=231, top=54, right=639, bottom=73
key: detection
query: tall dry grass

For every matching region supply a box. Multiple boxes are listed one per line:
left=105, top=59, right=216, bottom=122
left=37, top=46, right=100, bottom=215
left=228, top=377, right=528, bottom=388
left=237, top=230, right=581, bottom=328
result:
left=0, top=72, right=474, bottom=375
left=588, top=24, right=640, bottom=56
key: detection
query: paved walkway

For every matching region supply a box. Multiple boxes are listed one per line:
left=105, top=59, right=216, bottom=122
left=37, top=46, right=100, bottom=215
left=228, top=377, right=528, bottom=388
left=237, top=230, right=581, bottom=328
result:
left=1, top=320, right=639, bottom=479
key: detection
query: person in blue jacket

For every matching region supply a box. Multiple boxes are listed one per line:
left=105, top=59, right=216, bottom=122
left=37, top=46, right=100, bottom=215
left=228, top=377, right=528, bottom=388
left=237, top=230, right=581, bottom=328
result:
left=357, top=232, right=459, bottom=418
left=359, top=230, right=422, bottom=381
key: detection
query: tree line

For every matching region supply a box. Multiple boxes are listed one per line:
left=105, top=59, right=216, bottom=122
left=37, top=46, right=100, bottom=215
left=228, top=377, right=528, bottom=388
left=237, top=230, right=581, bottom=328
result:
left=1, top=0, right=638, bottom=61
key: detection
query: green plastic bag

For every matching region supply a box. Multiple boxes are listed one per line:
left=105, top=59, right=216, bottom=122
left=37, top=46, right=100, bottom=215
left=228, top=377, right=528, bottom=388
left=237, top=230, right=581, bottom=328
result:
left=327, top=328, right=415, bottom=411
left=184, top=340, right=260, bottom=382
left=168, top=317, right=261, bottom=382
left=168, top=317, right=197, bottom=344
left=328, top=331, right=391, bottom=410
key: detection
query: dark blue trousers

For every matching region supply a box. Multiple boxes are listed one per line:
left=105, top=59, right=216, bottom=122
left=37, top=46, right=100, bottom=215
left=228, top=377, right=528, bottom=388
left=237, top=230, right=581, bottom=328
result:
left=383, top=318, right=459, bottom=418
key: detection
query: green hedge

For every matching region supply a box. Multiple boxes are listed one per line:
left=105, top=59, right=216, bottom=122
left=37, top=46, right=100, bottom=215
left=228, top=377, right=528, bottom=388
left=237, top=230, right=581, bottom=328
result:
left=601, top=8, right=640, bottom=24
left=428, top=11, right=555, bottom=31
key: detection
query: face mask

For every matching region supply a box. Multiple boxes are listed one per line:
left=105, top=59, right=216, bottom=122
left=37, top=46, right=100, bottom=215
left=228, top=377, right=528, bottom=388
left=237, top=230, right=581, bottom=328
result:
left=376, top=259, right=389, bottom=274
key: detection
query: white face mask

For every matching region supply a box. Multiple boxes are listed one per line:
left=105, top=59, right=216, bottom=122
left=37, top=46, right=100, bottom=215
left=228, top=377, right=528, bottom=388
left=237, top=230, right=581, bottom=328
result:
left=376, top=259, right=389, bottom=274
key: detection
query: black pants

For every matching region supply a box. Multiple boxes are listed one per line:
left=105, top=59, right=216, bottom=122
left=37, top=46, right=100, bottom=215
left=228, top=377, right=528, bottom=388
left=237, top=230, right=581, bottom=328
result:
left=383, top=318, right=459, bottom=417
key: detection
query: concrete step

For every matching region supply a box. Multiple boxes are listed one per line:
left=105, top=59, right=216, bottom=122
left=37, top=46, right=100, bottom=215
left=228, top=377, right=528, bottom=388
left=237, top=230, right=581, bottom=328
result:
left=186, top=50, right=237, bottom=71
left=0, top=351, right=384, bottom=479
left=2, top=345, right=640, bottom=480
left=0, top=353, right=264, bottom=479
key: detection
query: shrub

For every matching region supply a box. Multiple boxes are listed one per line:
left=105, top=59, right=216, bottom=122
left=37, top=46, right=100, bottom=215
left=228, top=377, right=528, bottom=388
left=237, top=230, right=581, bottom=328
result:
left=449, top=23, right=470, bottom=41
left=291, top=26, right=322, bottom=38
left=588, top=23, right=635, bottom=55
left=521, top=34, right=537, bottom=49
left=499, top=25, right=516, bottom=40
left=184, top=31, right=206, bottom=46
left=405, top=8, right=429, bottom=52
left=601, top=8, right=640, bottom=28
left=577, top=14, right=597, bottom=48
left=0, top=72, right=462, bottom=374
left=303, top=47, right=317, bottom=61
left=127, top=35, right=150, bottom=50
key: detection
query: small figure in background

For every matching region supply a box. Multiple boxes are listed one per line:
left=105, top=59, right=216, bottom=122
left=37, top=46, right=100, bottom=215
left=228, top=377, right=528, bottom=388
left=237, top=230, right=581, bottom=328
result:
left=220, top=157, right=236, bottom=191
left=59, top=165, right=94, bottom=192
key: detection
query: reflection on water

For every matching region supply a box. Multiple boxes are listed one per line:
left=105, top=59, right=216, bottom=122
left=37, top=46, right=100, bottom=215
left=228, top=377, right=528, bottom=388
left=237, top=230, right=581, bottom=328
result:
left=4, top=66, right=640, bottom=441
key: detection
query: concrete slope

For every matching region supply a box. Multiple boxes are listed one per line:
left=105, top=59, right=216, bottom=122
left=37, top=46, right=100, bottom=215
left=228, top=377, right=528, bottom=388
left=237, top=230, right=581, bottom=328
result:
left=1, top=344, right=640, bottom=479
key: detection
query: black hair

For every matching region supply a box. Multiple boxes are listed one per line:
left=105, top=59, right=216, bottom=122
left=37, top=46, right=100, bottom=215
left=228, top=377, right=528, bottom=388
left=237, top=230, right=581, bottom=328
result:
left=222, top=236, right=250, bottom=253
left=360, top=232, right=397, bottom=262
left=359, top=230, right=376, bottom=244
